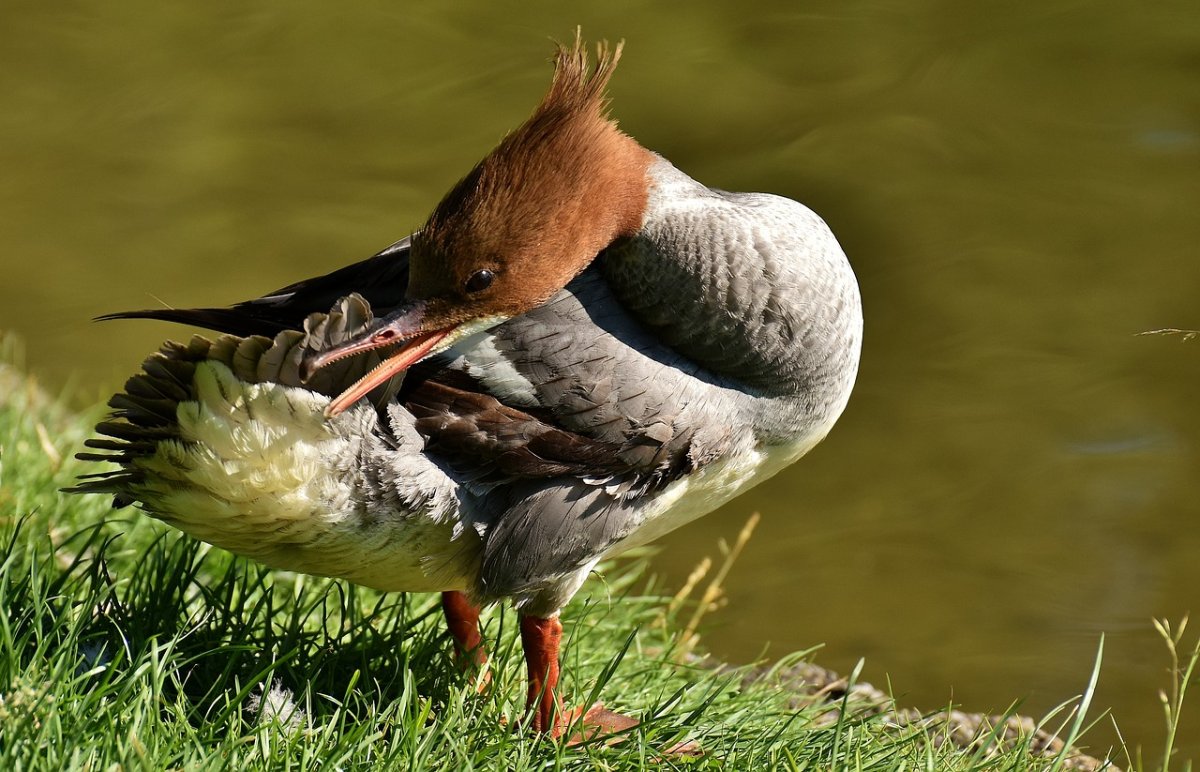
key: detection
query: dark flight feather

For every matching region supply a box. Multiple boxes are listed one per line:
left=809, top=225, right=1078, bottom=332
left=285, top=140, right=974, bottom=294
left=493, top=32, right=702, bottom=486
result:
left=96, top=237, right=412, bottom=337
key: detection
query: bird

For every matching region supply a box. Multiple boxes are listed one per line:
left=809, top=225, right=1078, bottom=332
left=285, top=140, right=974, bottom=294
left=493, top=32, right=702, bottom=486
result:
left=71, top=35, right=863, bottom=739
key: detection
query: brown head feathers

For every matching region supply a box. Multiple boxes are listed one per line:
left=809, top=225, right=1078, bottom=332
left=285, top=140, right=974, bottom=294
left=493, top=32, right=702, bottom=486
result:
left=408, top=33, right=653, bottom=325
left=540, top=33, right=623, bottom=118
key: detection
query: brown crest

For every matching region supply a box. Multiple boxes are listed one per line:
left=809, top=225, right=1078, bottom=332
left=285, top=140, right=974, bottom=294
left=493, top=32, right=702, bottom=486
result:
left=409, top=32, right=653, bottom=325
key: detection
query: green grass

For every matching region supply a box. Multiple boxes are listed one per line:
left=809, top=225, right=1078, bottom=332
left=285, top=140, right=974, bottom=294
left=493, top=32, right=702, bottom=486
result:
left=0, top=334, right=1162, bottom=770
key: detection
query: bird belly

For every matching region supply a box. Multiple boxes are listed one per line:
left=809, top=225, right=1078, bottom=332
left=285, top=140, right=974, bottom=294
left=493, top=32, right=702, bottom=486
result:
left=602, top=429, right=828, bottom=557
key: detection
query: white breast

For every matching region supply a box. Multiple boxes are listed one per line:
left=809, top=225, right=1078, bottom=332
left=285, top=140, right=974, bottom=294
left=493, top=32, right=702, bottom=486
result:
left=602, top=423, right=833, bottom=558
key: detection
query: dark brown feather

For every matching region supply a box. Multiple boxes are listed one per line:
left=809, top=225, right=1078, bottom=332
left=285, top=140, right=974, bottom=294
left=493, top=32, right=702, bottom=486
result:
left=406, top=378, right=628, bottom=481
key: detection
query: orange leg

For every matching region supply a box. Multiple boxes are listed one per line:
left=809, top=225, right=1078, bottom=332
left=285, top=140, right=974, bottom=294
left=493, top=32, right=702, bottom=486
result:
left=441, top=591, right=489, bottom=682
left=517, top=613, right=697, bottom=752
left=519, top=614, right=563, bottom=735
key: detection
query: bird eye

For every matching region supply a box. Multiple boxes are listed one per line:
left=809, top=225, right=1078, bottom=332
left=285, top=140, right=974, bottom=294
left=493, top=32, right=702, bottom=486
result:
left=465, top=269, right=495, bottom=293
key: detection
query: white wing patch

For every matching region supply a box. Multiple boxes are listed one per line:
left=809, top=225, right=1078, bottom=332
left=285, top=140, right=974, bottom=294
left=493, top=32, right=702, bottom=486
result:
left=442, top=330, right=541, bottom=408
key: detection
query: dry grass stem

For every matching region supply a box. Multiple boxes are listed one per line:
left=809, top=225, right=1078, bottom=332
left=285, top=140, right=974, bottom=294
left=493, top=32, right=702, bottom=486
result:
left=1138, top=328, right=1200, bottom=341
left=678, top=512, right=760, bottom=659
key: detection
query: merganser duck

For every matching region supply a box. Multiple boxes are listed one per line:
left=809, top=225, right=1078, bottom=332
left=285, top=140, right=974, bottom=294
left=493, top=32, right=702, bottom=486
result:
left=73, top=36, right=863, bottom=738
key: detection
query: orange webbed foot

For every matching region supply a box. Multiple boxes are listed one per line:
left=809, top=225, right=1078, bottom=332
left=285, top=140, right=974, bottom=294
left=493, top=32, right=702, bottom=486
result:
left=562, top=703, right=701, bottom=756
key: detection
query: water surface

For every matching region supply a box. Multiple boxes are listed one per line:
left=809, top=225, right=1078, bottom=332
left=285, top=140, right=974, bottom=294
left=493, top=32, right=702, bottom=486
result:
left=2, top=0, right=1197, bottom=760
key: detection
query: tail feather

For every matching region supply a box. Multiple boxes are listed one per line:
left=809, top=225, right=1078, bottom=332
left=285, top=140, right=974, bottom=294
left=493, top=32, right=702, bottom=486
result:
left=107, top=392, right=180, bottom=426
left=69, top=294, right=398, bottom=504
left=124, top=369, right=189, bottom=403
left=83, top=438, right=155, bottom=453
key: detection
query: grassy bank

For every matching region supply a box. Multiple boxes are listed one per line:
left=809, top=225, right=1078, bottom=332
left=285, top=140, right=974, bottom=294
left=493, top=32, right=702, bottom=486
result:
left=0, top=336, right=1152, bottom=770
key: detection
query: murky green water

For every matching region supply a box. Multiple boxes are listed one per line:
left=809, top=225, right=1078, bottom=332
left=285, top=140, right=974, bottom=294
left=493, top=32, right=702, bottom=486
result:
left=3, top=1, right=1197, bottom=760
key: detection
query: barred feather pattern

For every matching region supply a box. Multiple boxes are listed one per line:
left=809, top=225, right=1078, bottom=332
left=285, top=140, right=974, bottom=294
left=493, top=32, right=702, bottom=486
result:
left=70, top=294, right=479, bottom=593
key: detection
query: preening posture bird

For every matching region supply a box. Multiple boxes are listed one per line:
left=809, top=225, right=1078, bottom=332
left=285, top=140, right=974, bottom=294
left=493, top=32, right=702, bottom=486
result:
left=72, top=36, right=863, bottom=738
